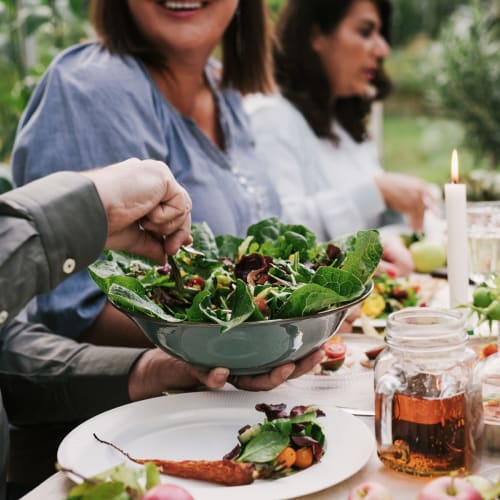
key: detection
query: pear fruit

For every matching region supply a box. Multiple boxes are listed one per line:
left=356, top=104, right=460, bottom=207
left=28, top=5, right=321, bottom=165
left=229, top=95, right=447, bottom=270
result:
left=409, top=239, right=447, bottom=273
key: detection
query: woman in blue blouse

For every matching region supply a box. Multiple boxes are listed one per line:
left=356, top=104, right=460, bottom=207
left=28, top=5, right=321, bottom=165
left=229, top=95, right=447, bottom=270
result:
left=11, top=0, right=284, bottom=351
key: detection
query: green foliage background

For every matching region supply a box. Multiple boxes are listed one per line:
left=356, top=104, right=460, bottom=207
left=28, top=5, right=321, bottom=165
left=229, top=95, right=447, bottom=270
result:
left=0, top=0, right=497, bottom=198
left=0, top=0, right=90, bottom=160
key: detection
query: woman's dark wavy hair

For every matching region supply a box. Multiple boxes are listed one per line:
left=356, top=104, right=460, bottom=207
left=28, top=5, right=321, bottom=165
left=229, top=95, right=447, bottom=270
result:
left=90, top=0, right=274, bottom=94
left=274, top=0, right=392, bottom=142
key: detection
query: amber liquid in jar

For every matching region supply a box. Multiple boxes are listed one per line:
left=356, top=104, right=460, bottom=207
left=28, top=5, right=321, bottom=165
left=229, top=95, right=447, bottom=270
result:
left=375, top=392, right=467, bottom=476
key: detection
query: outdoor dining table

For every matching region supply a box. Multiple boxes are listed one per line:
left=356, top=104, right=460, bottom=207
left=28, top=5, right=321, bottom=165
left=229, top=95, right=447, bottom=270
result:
left=20, top=378, right=500, bottom=500
left=18, top=273, right=500, bottom=499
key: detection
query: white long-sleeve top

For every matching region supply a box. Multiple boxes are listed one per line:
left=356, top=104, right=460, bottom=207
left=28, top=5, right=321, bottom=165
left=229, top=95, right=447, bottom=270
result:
left=244, top=93, right=403, bottom=241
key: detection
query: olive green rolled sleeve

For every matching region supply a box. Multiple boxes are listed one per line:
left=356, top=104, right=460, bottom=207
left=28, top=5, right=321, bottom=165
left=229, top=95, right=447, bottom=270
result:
left=0, top=172, right=107, bottom=322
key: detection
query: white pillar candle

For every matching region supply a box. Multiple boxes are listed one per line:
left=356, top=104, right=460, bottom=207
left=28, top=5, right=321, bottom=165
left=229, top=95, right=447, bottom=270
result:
left=444, top=149, right=469, bottom=307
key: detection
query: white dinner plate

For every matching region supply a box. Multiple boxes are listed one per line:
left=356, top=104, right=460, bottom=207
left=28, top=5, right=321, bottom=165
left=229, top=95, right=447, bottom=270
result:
left=58, top=391, right=374, bottom=500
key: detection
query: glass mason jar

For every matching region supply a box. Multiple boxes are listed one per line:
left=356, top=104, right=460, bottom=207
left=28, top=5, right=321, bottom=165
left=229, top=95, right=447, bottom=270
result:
left=374, top=308, right=481, bottom=476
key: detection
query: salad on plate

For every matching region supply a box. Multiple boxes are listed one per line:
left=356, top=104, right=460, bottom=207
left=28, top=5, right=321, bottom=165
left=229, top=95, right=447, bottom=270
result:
left=63, top=403, right=326, bottom=499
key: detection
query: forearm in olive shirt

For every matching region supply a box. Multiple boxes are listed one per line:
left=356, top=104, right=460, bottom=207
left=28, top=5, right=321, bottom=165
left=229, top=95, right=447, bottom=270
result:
left=0, top=172, right=106, bottom=319
left=0, top=172, right=145, bottom=423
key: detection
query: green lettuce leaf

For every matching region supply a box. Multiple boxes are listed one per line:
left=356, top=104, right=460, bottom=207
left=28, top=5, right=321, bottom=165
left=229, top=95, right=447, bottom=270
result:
left=276, top=283, right=353, bottom=318
left=216, top=234, right=243, bottom=260
left=108, top=284, right=180, bottom=322
left=191, top=222, right=219, bottom=259
left=337, top=230, right=382, bottom=283
left=311, top=267, right=364, bottom=300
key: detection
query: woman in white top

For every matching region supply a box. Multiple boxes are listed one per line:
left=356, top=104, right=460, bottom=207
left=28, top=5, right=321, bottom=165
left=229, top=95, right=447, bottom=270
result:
left=246, top=0, right=434, bottom=274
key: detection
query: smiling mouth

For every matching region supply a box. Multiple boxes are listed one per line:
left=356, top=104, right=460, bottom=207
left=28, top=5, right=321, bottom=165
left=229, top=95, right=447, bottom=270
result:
left=156, top=1, right=209, bottom=11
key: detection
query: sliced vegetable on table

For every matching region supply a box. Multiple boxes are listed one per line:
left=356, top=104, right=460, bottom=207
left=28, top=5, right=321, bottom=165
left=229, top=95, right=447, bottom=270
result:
left=320, top=336, right=347, bottom=371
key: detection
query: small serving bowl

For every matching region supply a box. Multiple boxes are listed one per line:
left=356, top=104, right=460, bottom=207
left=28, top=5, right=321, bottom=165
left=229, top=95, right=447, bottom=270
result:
left=113, top=283, right=372, bottom=375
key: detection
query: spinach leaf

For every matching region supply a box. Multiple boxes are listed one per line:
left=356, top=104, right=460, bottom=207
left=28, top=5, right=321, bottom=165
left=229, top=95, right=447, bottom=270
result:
left=185, top=290, right=211, bottom=322
left=105, top=250, right=156, bottom=273
left=215, top=234, right=243, bottom=260
left=311, top=267, right=364, bottom=300
left=191, top=222, right=219, bottom=259
left=88, top=259, right=126, bottom=293
left=176, top=253, right=220, bottom=281
left=296, top=262, right=315, bottom=283
left=238, top=430, right=288, bottom=463
left=200, top=280, right=256, bottom=333
left=337, top=230, right=382, bottom=283
left=108, top=284, right=180, bottom=322
left=275, top=411, right=322, bottom=427
left=246, top=217, right=282, bottom=245
left=276, top=283, right=353, bottom=318
left=282, top=224, right=317, bottom=261
left=251, top=220, right=318, bottom=261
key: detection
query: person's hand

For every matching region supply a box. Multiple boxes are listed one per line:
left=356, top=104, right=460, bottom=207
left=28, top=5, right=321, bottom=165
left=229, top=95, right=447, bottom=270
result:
left=128, top=349, right=228, bottom=400
left=227, top=349, right=324, bottom=391
left=128, top=348, right=324, bottom=400
left=375, top=173, right=435, bottom=232
left=82, top=158, right=192, bottom=262
left=380, top=235, right=414, bottom=277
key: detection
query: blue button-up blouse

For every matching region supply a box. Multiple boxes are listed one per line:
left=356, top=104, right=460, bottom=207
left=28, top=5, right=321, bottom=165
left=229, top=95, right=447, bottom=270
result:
left=12, top=42, right=281, bottom=338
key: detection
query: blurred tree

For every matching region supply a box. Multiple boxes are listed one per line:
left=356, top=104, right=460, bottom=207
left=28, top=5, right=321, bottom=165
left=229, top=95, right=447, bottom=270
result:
left=428, top=1, right=500, bottom=168
left=426, top=1, right=500, bottom=199
left=390, top=0, right=472, bottom=47
left=0, top=0, right=91, bottom=161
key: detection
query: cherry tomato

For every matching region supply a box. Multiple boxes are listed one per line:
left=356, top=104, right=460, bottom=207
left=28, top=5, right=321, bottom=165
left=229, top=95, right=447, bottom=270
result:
left=320, top=356, right=345, bottom=371
left=185, top=276, right=205, bottom=290
left=323, top=337, right=347, bottom=360
left=275, top=446, right=296, bottom=468
left=483, top=343, right=499, bottom=358
left=385, top=268, right=398, bottom=278
left=294, top=447, right=314, bottom=469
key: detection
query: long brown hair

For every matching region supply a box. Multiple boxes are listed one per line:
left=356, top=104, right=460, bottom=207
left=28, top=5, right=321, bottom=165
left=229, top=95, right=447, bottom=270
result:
left=90, top=0, right=274, bottom=94
left=274, top=0, right=392, bottom=142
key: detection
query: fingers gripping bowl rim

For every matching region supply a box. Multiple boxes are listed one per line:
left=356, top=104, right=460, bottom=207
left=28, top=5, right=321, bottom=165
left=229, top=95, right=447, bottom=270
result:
left=111, top=282, right=373, bottom=375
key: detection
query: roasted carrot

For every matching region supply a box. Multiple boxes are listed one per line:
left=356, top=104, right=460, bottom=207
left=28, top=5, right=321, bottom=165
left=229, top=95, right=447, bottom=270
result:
left=93, top=434, right=256, bottom=486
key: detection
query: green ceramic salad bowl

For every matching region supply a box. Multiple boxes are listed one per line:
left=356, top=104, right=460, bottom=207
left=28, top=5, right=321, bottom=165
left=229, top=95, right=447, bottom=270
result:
left=89, top=217, right=382, bottom=375
left=113, top=282, right=372, bottom=375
